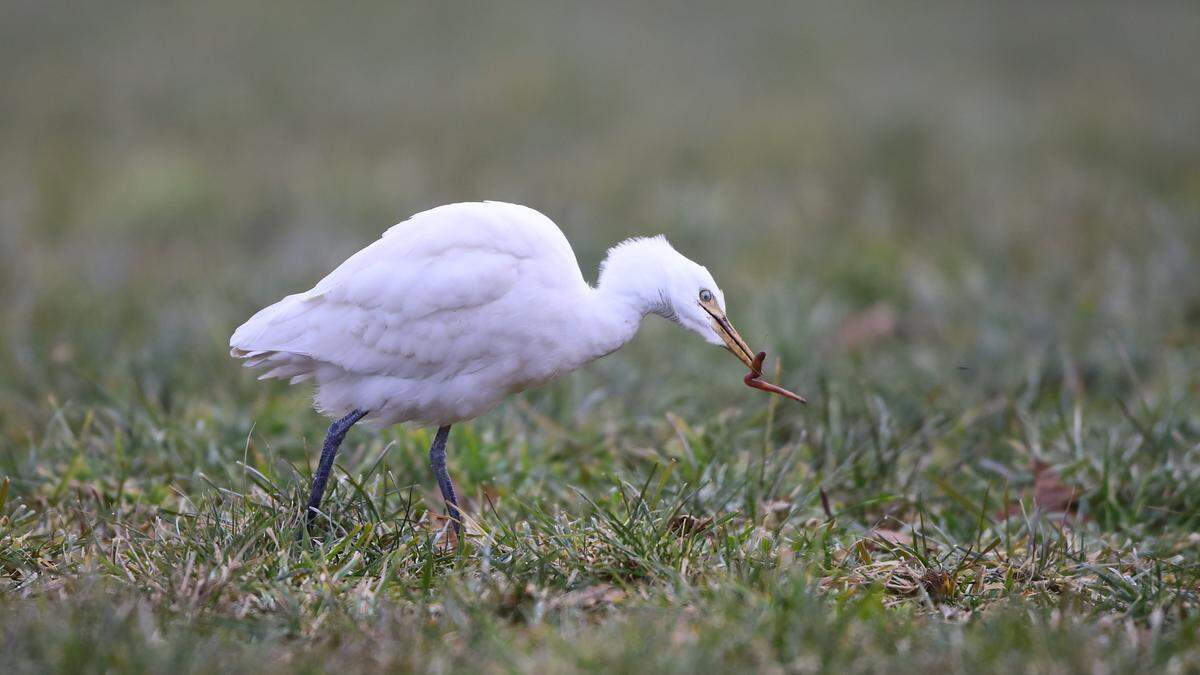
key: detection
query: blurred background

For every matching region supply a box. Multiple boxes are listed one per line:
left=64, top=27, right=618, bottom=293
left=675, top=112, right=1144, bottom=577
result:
left=1, top=0, right=1198, bottom=439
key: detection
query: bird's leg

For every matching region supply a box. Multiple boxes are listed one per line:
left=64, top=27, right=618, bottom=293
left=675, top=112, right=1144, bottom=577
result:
left=306, top=408, right=369, bottom=524
left=428, top=424, right=461, bottom=536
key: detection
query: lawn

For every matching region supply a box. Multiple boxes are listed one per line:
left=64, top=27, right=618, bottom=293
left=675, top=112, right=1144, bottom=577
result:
left=2, top=2, right=1199, bottom=672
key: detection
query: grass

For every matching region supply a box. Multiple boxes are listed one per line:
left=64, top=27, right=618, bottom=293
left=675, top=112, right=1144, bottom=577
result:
left=3, top=2, right=1200, bottom=672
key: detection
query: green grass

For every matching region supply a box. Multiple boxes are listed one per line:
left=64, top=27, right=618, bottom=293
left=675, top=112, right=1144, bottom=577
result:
left=3, top=2, right=1200, bottom=672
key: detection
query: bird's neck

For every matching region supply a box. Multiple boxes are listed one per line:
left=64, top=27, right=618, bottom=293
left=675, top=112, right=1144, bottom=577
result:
left=581, top=268, right=665, bottom=361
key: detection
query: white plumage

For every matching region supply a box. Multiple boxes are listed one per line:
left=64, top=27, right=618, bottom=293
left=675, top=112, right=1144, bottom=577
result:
left=231, top=201, right=756, bottom=428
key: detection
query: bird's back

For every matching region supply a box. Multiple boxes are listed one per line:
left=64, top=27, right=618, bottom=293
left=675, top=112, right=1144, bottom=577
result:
left=231, top=202, right=590, bottom=426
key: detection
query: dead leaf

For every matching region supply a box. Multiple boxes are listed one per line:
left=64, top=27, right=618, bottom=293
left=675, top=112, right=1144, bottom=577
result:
left=1000, top=460, right=1083, bottom=521
left=669, top=514, right=714, bottom=535
left=838, top=303, right=897, bottom=351
left=920, top=568, right=956, bottom=602
left=424, top=511, right=458, bottom=550
left=763, top=500, right=793, bottom=526
left=1032, top=460, right=1079, bottom=514
left=550, top=584, right=625, bottom=610
left=765, top=500, right=792, bottom=515
left=868, top=528, right=913, bottom=547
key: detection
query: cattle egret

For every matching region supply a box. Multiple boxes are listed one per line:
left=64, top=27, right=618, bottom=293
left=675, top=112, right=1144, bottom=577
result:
left=230, top=201, right=803, bottom=535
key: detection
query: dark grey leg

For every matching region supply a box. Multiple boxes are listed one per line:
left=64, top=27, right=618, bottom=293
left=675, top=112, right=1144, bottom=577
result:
left=306, top=409, right=368, bottom=523
left=428, top=425, right=460, bottom=535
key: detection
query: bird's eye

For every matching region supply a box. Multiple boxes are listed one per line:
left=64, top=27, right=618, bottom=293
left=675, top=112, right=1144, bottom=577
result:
left=699, top=289, right=714, bottom=303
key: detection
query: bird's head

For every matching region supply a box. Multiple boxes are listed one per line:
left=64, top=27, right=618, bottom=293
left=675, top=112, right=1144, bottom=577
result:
left=664, top=254, right=761, bottom=371
left=598, top=236, right=758, bottom=371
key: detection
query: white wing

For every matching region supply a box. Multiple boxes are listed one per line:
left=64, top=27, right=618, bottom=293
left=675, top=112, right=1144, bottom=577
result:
left=230, top=202, right=585, bottom=386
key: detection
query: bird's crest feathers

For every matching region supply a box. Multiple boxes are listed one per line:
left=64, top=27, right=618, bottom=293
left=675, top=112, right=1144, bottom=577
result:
left=597, top=235, right=676, bottom=286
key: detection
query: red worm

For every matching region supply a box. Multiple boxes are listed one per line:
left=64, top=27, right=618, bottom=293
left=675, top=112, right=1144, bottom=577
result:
left=743, top=351, right=807, bottom=404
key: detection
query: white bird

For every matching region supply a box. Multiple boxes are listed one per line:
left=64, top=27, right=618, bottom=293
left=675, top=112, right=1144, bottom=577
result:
left=231, top=201, right=799, bottom=533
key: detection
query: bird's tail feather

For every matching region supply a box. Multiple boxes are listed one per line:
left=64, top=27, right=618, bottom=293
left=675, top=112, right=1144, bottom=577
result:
left=230, top=293, right=324, bottom=383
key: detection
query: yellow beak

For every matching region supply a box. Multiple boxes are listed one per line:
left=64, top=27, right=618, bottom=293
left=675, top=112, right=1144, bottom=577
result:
left=701, top=301, right=758, bottom=372
left=701, top=296, right=808, bottom=404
